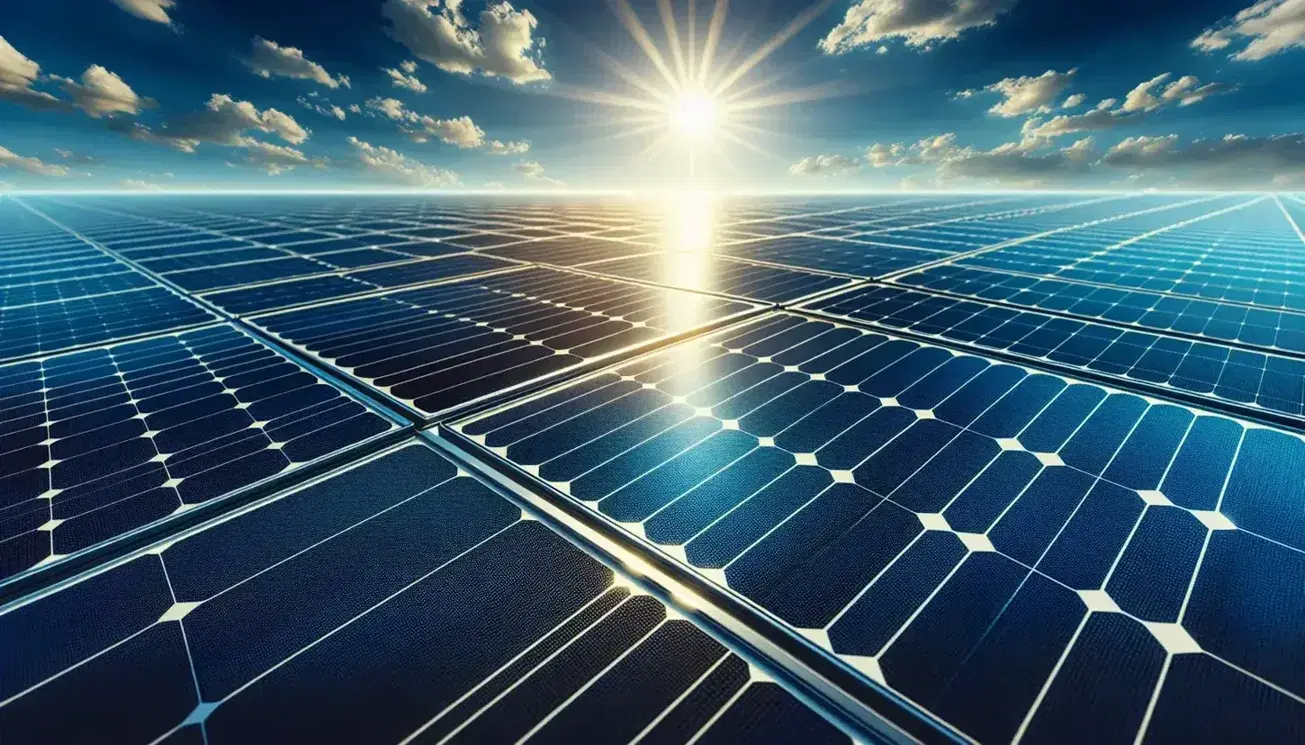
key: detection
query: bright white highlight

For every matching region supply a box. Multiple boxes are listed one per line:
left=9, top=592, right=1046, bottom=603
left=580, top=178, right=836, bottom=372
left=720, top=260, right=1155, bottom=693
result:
left=670, top=92, right=719, bottom=139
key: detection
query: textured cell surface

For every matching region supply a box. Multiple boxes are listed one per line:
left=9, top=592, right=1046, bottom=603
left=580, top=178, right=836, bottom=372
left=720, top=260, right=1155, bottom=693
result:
left=456, top=313, right=1305, bottom=744
left=0, top=443, right=851, bottom=745
left=0, top=324, right=396, bottom=580
left=251, top=266, right=756, bottom=418
left=7, top=192, right=1305, bottom=744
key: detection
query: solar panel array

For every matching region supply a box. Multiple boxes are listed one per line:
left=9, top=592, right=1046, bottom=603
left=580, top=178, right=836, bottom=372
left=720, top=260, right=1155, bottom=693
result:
left=4, top=192, right=1304, bottom=745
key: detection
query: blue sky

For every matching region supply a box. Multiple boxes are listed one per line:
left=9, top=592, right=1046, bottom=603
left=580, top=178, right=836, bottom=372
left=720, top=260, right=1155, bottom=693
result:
left=1, top=0, right=1303, bottom=191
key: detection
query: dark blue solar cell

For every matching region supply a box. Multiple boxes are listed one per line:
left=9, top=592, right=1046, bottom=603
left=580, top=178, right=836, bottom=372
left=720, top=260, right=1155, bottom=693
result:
left=0, top=287, right=215, bottom=363
left=456, top=306, right=1305, bottom=742
left=0, top=323, right=394, bottom=579
left=0, top=442, right=849, bottom=744
left=251, top=267, right=753, bottom=418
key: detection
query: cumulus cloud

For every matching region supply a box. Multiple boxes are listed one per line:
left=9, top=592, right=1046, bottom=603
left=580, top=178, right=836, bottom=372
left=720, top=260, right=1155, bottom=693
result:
left=2, top=37, right=152, bottom=118
left=241, top=139, right=325, bottom=175
left=348, top=136, right=460, bottom=186
left=53, top=148, right=100, bottom=165
left=514, top=159, right=562, bottom=185
left=1121, top=72, right=1237, bottom=113
left=1062, top=93, right=1086, bottom=108
left=1103, top=132, right=1305, bottom=184
left=960, top=68, right=1078, bottom=117
left=486, top=139, right=529, bottom=155
left=820, top=0, right=1018, bottom=53
left=0, top=36, right=67, bottom=111
left=382, top=0, right=551, bottom=84
left=120, top=178, right=163, bottom=190
left=365, top=96, right=487, bottom=148
left=1022, top=73, right=1236, bottom=141
left=936, top=137, right=1096, bottom=185
left=1191, top=0, right=1305, bottom=61
left=789, top=154, right=862, bottom=176
left=54, top=65, right=155, bottom=118
left=865, top=142, right=906, bottom=167
left=384, top=65, right=428, bottom=92
left=243, top=37, right=350, bottom=88
left=114, top=93, right=311, bottom=173
left=0, top=144, right=69, bottom=176
left=110, top=0, right=176, bottom=25
left=297, top=92, right=346, bottom=120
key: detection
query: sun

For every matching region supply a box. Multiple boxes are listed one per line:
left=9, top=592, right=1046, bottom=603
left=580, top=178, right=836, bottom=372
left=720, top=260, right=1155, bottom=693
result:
left=670, top=92, right=719, bottom=140
left=553, top=0, right=844, bottom=184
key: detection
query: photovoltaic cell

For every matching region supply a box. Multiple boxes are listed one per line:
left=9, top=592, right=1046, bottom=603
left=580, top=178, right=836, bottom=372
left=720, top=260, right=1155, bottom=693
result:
left=0, top=287, right=217, bottom=363
left=199, top=253, right=518, bottom=315
left=580, top=254, right=856, bottom=304
left=454, top=311, right=1305, bottom=745
left=251, top=266, right=757, bottom=418
left=0, top=443, right=851, bottom=745
left=0, top=323, right=395, bottom=580
left=804, top=283, right=1305, bottom=419
left=7, top=192, right=1305, bottom=745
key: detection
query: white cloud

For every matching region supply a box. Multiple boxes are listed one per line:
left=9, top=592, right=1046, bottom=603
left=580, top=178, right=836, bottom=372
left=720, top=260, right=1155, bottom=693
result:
left=486, top=139, right=529, bottom=155
left=937, top=137, right=1096, bottom=185
left=365, top=96, right=486, bottom=148
left=110, top=0, right=176, bottom=25
left=297, top=93, right=346, bottom=120
left=1103, top=132, right=1305, bottom=184
left=961, top=68, right=1077, bottom=118
left=53, top=148, right=99, bottom=165
left=1062, top=93, right=1086, bottom=108
left=243, top=37, right=350, bottom=88
left=865, top=142, right=906, bottom=167
left=0, top=36, right=66, bottom=111
left=115, top=93, right=309, bottom=155
left=384, top=66, right=428, bottom=92
left=1192, top=0, right=1305, bottom=61
left=401, top=59, right=419, bottom=74
left=348, top=103, right=362, bottom=114
left=483, top=180, right=507, bottom=190
left=382, top=0, right=551, bottom=84
left=790, top=154, right=862, bottom=176
left=514, top=159, right=562, bottom=185
left=1023, top=73, right=1236, bottom=140
left=348, top=135, right=460, bottom=186
left=54, top=65, right=154, bottom=118
left=1115, top=73, right=1237, bottom=115
left=820, top=0, right=1018, bottom=53
left=240, top=139, right=324, bottom=174
left=0, top=144, right=69, bottom=176
left=2, top=37, right=151, bottom=118
left=120, top=178, right=163, bottom=190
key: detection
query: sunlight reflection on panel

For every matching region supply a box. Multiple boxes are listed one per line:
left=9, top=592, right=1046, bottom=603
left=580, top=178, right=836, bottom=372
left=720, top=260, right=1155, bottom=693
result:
left=663, top=192, right=717, bottom=377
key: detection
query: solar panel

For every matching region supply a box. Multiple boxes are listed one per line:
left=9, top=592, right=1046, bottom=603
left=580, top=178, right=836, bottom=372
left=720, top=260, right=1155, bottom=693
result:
left=250, top=266, right=758, bottom=419
left=451, top=311, right=1305, bottom=744
left=0, top=442, right=852, bottom=745
left=580, top=254, right=857, bottom=304
left=803, top=283, right=1305, bottom=421
left=0, top=323, right=397, bottom=581
left=6, top=192, right=1305, bottom=744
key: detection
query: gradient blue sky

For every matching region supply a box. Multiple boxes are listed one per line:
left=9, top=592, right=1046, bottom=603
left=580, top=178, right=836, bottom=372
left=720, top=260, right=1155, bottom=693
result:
left=1, top=0, right=1303, bottom=191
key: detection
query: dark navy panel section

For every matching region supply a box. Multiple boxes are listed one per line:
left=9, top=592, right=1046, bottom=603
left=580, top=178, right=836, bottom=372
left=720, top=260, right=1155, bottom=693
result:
left=0, top=324, right=394, bottom=579
left=456, top=311, right=1305, bottom=745
left=582, top=254, right=855, bottom=303
left=0, top=287, right=216, bottom=363
left=251, top=266, right=755, bottom=418
left=0, top=443, right=850, bottom=745
left=805, top=283, right=1305, bottom=420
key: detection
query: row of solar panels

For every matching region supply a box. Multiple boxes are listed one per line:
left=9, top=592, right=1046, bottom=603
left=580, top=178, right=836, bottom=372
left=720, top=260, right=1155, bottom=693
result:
left=3, top=194, right=1304, bottom=745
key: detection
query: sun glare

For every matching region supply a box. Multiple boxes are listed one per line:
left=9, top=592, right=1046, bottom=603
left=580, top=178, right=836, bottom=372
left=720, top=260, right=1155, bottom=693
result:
left=670, top=92, right=719, bottom=139
left=554, top=0, right=842, bottom=184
